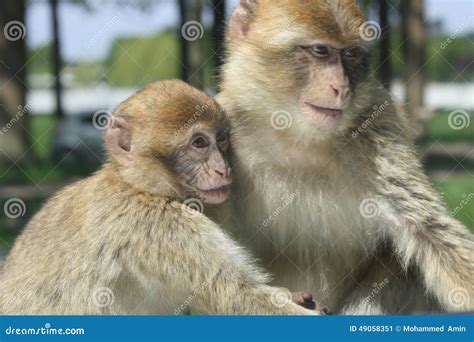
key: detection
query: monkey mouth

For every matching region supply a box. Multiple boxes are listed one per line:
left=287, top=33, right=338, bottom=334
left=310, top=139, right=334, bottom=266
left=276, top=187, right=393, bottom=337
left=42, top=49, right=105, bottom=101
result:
left=303, top=102, right=344, bottom=132
left=196, top=185, right=230, bottom=204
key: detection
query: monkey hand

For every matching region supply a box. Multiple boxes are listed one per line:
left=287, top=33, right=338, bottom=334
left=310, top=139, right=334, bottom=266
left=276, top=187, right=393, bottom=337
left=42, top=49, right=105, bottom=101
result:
left=292, top=291, right=331, bottom=315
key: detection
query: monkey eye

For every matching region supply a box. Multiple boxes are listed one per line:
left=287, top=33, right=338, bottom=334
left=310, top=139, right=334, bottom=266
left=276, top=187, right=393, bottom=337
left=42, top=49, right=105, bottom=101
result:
left=216, top=128, right=230, bottom=143
left=191, top=135, right=210, bottom=149
left=310, top=44, right=330, bottom=57
left=342, top=48, right=361, bottom=61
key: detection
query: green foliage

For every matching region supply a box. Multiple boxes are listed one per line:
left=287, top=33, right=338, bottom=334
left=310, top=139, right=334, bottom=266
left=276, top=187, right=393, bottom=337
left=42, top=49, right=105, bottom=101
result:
left=30, top=115, right=57, bottom=160
left=370, top=30, right=473, bottom=83
left=104, top=30, right=216, bottom=88
left=27, top=45, right=53, bottom=74
left=426, top=35, right=474, bottom=82
left=70, top=63, right=103, bottom=85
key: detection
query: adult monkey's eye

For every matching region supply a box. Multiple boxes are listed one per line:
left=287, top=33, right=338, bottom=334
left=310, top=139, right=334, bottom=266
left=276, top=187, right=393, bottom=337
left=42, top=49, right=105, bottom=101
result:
left=216, top=128, right=230, bottom=143
left=191, top=135, right=210, bottom=149
left=310, top=44, right=330, bottom=57
left=342, top=48, right=361, bottom=61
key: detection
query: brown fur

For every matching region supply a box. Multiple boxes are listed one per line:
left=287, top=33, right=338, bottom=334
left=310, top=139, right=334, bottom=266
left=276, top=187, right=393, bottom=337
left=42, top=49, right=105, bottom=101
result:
left=0, top=80, right=320, bottom=315
left=213, top=0, right=474, bottom=314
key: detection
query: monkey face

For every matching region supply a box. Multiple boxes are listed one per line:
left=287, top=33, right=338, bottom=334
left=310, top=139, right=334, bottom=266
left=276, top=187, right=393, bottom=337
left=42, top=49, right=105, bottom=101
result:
left=104, top=80, right=233, bottom=204
left=172, top=126, right=233, bottom=205
left=224, top=0, right=371, bottom=143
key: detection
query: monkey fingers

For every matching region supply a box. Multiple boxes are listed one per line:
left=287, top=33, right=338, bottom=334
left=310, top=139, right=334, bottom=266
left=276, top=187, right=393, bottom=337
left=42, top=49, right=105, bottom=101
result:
left=291, top=291, right=331, bottom=314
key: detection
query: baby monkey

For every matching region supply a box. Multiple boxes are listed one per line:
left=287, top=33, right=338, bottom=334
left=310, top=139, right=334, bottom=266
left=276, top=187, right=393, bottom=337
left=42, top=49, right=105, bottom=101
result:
left=0, top=80, right=321, bottom=315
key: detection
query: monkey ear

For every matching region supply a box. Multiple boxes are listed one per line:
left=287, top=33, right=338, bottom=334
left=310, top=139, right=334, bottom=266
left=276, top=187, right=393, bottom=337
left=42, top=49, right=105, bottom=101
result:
left=228, top=0, right=257, bottom=41
left=104, top=115, right=132, bottom=166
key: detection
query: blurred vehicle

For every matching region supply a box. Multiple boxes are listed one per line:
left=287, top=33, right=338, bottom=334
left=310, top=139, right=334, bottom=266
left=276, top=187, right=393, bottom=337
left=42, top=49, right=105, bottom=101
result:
left=52, top=111, right=106, bottom=167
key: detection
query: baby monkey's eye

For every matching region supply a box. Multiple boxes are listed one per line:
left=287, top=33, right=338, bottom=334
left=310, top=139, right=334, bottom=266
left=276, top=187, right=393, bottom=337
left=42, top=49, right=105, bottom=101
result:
left=310, top=44, right=330, bottom=58
left=191, top=135, right=210, bottom=149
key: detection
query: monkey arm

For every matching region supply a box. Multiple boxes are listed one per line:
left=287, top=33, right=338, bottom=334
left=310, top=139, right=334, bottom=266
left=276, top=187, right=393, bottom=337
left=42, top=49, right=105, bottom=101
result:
left=125, top=200, right=319, bottom=315
left=374, top=142, right=474, bottom=311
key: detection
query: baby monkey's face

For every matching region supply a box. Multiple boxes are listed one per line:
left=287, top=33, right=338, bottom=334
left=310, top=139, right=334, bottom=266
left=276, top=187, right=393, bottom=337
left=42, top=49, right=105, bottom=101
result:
left=173, top=123, right=232, bottom=205
left=106, top=80, right=233, bottom=204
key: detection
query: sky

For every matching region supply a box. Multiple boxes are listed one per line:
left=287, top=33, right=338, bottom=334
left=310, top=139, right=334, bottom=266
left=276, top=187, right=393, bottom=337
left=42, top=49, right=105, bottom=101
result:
left=25, top=0, right=474, bottom=62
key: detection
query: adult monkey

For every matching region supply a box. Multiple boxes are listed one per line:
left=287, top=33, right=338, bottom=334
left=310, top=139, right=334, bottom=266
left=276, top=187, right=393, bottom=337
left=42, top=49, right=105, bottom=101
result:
left=211, top=0, right=474, bottom=314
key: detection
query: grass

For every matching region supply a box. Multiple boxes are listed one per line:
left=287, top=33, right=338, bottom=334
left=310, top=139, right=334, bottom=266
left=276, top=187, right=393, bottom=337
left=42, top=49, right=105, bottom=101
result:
left=433, top=176, right=474, bottom=231
left=424, top=110, right=474, bottom=143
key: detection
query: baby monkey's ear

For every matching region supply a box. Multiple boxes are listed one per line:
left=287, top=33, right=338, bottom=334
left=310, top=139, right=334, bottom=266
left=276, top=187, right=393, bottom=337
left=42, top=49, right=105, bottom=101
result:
left=105, top=115, right=132, bottom=166
left=228, top=0, right=257, bottom=41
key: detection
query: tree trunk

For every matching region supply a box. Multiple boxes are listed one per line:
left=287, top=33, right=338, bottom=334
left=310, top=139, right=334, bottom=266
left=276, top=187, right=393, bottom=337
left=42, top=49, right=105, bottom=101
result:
left=178, top=0, right=190, bottom=81
left=178, top=0, right=204, bottom=89
left=403, top=0, right=429, bottom=134
left=211, top=0, right=226, bottom=87
left=0, top=0, right=31, bottom=165
left=378, top=0, right=392, bottom=89
left=50, top=0, right=64, bottom=118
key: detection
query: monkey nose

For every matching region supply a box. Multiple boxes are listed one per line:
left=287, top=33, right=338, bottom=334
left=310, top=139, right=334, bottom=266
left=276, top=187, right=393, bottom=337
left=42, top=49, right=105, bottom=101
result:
left=330, top=84, right=351, bottom=104
left=214, top=168, right=229, bottom=179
